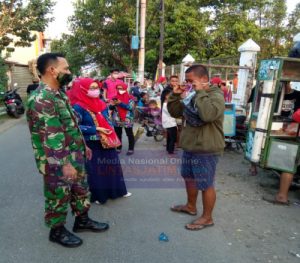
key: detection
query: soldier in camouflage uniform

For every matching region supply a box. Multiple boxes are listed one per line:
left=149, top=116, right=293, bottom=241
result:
left=26, top=53, right=109, bottom=248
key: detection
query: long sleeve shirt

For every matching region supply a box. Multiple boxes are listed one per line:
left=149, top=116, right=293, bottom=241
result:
left=162, top=102, right=177, bottom=129
left=26, top=83, right=86, bottom=176
left=72, top=104, right=111, bottom=141
left=167, top=86, right=225, bottom=154
left=110, top=99, right=135, bottom=128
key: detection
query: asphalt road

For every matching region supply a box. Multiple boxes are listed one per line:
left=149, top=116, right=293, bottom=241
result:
left=0, top=119, right=299, bottom=263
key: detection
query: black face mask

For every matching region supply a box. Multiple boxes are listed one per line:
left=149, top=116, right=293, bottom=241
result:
left=57, top=73, right=73, bottom=87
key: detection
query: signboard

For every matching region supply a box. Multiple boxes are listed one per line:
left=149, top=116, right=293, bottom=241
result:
left=131, top=36, right=139, bottom=50
left=258, top=60, right=281, bottom=81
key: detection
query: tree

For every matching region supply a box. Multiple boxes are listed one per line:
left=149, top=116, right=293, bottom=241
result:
left=63, top=0, right=294, bottom=78
left=206, top=3, right=260, bottom=59
left=69, top=0, right=137, bottom=73
left=0, top=0, right=54, bottom=52
left=0, top=56, right=7, bottom=92
left=0, top=0, right=53, bottom=92
left=255, top=0, right=288, bottom=58
left=286, top=3, right=300, bottom=48
left=145, top=0, right=210, bottom=74
left=51, top=35, right=86, bottom=76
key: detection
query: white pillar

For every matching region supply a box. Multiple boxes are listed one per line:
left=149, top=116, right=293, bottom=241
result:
left=171, top=65, right=174, bottom=75
left=232, top=39, right=260, bottom=106
left=181, top=54, right=195, bottom=83
left=251, top=80, right=276, bottom=162
left=162, top=62, right=166, bottom=77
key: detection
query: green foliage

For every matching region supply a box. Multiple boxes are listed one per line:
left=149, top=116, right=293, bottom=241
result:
left=69, top=0, right=136, bottom=72
left=0, top=56, right=7, bottom=92
left=58, top=0, right=300, bottom=78
left=144, top=0, right=210, bottom=74
left=286, top=3, right=300, bottom=48
left=51, top=35, right=85, bottom=76
left=0, top=0, right=54, bottom=51
left=256, top=0, right=288, bottom=58
left=89, top=70, right=98, bottom=78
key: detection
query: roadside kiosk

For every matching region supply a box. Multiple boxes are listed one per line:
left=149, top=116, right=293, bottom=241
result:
left=245, top=57, right=300, bottom=174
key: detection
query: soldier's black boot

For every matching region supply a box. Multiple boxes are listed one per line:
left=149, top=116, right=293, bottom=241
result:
left=73, top=212, right=109, bottom=233
left=49, top=226, right=83, bottom=248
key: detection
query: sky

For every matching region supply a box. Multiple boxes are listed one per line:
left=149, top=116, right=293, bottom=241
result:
left=46, top=0, right=300, bottom=39
left=45, top=0, right=75, bottom=39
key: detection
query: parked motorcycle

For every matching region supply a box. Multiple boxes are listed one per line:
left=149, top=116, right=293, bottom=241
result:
left=0, top=83, right=25, bottom=118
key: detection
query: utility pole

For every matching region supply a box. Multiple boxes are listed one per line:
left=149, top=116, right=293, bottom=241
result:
left=138, top=0, right=146, bottom=84
left=158, top=0, right=164, bottom=77
left=136, top=0, right=139, bottom=36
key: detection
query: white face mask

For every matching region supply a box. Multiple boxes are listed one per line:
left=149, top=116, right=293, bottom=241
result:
left=118, top=90, right=126, bottom=95
left=87, top=89, right=100, bottom=98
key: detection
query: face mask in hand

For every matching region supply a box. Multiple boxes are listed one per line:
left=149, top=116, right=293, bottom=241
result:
left=118, top=90, right=126, bottom=95
left=182, top=89, right=196, bottom=106
left=87, top=89, right=100, bottom=98
left=57, top=73, right=73, bottom=87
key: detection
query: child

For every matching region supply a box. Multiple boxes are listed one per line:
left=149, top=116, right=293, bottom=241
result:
left=162, top=90, right=177, bottom=154
left=138, top=100, right=162, bottom=137
left=147, top=99, right=162, bottom=126
left=135, top=92, right=149, bottom=122
left=110, top=82, right=135, bottom=155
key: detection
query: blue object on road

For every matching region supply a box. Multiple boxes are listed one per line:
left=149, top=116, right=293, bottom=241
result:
left=159, top=232, right=169, bottom=242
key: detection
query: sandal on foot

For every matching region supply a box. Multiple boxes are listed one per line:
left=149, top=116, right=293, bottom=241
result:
left=262, top=195, right=290, bottom=206
left=170, top=205, right=197, bottom=216
left=185, top=221, right=214, bottom=231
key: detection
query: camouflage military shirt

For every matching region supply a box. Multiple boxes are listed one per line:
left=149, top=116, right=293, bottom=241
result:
left=27, top=82, right=86, bottom=176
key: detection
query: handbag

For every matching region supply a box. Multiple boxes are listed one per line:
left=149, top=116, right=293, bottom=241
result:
left=99, top=130, right=121, bottom=149
left=88, top=110, right=121, bottom=149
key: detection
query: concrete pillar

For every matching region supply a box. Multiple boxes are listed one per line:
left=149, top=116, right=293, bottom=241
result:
left=171, top=65, right=174, bottom=75
left=181, top=54, right=195, bottom=83
left=232, top=39, right=260, bottom=107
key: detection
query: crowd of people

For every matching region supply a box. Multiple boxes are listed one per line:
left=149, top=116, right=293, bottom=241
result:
left=25, top=51, right=299, bottom=248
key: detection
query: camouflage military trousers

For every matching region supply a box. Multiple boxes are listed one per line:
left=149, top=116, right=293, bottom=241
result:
left=43, top=172, right=91, bottom=228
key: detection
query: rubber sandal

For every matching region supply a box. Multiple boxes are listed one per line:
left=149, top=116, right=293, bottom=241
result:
left=185, top=222, right=215, bottom=231
left=262, top=195, right=290, bottom=206
left=170, top=205, right=197, bottom=216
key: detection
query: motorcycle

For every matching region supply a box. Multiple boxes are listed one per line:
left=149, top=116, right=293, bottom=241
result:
left=0, top=83, right=25, bottom=118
